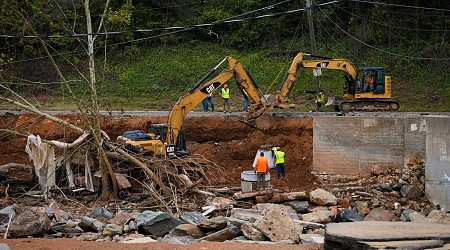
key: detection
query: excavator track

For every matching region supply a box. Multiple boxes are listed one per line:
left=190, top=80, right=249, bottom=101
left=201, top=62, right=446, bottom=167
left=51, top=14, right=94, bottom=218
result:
left=338, top=100, right=400, bottom=112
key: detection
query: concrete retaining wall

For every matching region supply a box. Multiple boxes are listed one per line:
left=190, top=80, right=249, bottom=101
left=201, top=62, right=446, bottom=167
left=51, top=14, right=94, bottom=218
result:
left=424, top=116, right=450, bottom=211
left=313, top=115, right=426, bottom=175
left=313, top=114, right=450, bottom=211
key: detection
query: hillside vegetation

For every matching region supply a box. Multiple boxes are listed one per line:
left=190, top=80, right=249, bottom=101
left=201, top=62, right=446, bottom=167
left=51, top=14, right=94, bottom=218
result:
left=0, top=0, right=449, bottom=112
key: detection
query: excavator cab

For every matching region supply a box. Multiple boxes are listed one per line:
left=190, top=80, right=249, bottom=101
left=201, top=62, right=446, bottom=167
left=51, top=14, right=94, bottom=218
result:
left=356, top=67, right=386, bottom=94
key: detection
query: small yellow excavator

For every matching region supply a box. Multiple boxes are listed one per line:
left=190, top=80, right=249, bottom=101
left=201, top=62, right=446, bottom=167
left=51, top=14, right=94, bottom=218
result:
left=276, top=52, right=399, bottom=112
left=117, top=56, right=274, bottom=157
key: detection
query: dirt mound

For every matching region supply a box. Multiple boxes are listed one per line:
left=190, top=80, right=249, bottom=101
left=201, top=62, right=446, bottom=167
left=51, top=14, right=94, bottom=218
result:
left=0, top=114, right=318, bottom=191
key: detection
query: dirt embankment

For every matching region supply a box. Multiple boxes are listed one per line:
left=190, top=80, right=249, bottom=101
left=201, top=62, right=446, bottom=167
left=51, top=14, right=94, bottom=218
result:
left=0, top=114, right=318, bottom=192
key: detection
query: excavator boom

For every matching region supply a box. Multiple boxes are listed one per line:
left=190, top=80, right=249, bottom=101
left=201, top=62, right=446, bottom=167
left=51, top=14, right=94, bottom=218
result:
left=167, top=56, right=273, bottom=152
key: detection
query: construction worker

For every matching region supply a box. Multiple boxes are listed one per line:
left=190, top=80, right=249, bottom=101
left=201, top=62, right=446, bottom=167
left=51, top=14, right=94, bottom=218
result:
left=202, top=93, right=214, bottom=112
left=220, top=84, right=230, bottom=113
left=254, top=152, right=269, bottom=190
left=275, top=147, right=285, bottom=179
left=243, top=89, right=249, bottom=112
left=271, top=146, right=278, bottom=159
left=315, top=90, right=325, bottom=112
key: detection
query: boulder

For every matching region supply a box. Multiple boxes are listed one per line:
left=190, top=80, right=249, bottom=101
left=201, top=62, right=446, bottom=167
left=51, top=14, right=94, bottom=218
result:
left=354, top=201, right=369, bottom=214
left=122, top=237, right=157, bottom=244
left=136, top=211, right=184, bottom=236
left=169, top=224, right=204, bottom=239
left=199, top=225, right=241, bottom=242
left=109, top=211, right=139, bottom=225
left=253, top=204, right=302, bottom=242
left=364, top=208, right=396, bottom=221
left=301, top=210, right=335, bottom=224
left=9, top=207, right=51, bottom=237
left=75, top=232, right=101, bottom=241
left=400, top=185, right=422, bottom=199
left=283, top=200, right=309, bottom=213
left=78, top=217, right=105, bottom=232
left=254, top=204, right=299, bottom=219
left=207, top=197, right=236, bottom=210
left=338, top=198, right=350, bottom=208
left=240, top=223, right=268, bottom=241
left=102, top=224, right=123, bottom=237
left=408, top=211, right=427, bottom=222
left=400, top=209, right=415, bottom=222
left=0, top=163, right=33, bottom=183
left=180, top=212, right=206, bottom=225
left=90, top=207, right=114, bottom=219
left=197, top=216, right=227, bottom=230
left=0, top=206, right=16, bottom=224
left=310, top=189, right=338, bottom=206
left=162, top=234, right=197, bottom=244
left=425, top=210, right=450, bottom=224
left=336, top=209, right=364, bottom=222
left=370, top=165, right=383, bottom=176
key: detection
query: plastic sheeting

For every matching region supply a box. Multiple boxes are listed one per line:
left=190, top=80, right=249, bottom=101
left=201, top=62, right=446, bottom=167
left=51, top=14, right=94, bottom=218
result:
left=25, top=135, right=56, bottom=193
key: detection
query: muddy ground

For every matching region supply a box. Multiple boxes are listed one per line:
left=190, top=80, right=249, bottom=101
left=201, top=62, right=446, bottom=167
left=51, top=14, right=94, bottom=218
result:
left=0, top=113, right=318, bottom=192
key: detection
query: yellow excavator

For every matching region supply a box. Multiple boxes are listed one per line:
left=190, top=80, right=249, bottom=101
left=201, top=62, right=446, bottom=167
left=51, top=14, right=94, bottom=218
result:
left=276, top=52, right=400, bottom=112
left=117, top=56, right=274, bottom=157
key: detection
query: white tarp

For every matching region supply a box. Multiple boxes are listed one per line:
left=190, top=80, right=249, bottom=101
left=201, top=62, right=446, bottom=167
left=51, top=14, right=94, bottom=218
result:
left=25, top=135, right=56, bottom=192
left=252, top=149, right=275, bottom=169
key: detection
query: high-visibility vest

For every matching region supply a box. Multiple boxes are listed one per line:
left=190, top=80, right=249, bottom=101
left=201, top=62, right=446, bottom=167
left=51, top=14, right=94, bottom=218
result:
left=221, top=88, right=230, bottom=99
left=275, top=150, right=285, bottom=164
left=317, top=92, right=325, bottom=104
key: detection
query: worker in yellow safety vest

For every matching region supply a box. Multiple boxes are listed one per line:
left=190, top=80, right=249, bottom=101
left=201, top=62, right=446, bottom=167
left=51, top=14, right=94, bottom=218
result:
left=275, top=147, right=285, bottom=179
left=315, top=90, right=325, bottom=112
left=220, top=84, right=230, bottom=113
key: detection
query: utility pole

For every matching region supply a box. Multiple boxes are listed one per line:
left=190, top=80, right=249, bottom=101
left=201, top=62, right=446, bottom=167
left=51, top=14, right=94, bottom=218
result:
left=306, top=0, right=317, bottom=55
left=306, top=0, right=322, bottom=90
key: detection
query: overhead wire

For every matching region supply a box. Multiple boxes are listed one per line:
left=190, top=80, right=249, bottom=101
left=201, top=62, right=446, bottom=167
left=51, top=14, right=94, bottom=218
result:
left=316, top=6, right=450, bottom=61
left=337, top=6, right=450, bottom=32
left=348, top=0, right=450, bottom=12
left=0, top=0, right=345, bottom=39
left=0, top=0, right=301, bottom=66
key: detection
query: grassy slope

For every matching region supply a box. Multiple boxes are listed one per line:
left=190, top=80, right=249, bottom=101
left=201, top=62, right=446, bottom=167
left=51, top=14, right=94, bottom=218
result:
left=16, top=42, right=450, bottom=112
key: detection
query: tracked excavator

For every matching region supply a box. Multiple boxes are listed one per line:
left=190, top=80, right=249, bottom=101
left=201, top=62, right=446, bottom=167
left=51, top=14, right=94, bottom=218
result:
left=276, top=52, right=400, bottom=112
left=117, top=56, right=274, bottom=157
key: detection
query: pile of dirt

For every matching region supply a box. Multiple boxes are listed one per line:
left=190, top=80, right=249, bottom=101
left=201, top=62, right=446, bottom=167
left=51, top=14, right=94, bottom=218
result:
left=0, top=114, right=318, bottom=192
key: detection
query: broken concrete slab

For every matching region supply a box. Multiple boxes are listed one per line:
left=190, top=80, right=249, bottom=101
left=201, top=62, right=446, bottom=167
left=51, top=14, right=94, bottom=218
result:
left=161, top=234, right=198, bottom=244
left=325, top=221, right=450, bottom=250
left=207, top=197, right=236, bottom=210
left=78, top=216, right=105, bottom=232
left=360, top=239, right=445, bottom=250
left=253, top=204, right=302, bottom=242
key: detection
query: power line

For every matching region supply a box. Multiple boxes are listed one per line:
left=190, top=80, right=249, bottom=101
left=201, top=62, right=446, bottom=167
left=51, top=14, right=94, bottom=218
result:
left=349, top=0, right=450, bottom=12
left=337, top=6, right=450, bottom=32
left=0, top=0, right=344, bottom=39
left=317, top=7, right=450, bottom=60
